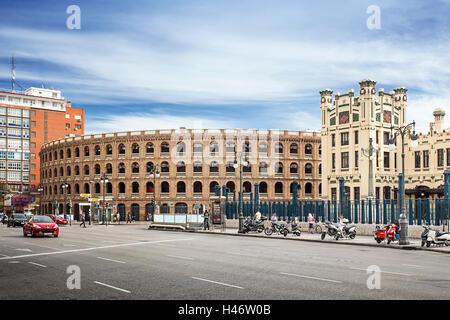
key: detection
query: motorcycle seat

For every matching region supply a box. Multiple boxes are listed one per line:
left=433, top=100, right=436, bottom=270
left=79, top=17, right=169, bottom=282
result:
left=436, top=231, right=448, bottom=237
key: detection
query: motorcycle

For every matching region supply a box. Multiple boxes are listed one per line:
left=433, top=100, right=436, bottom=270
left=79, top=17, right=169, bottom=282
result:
left=421, top=226, right=430, bottom=247
left=264, top=220, right=285, bottom=236
left=335, top=219, right=356, bottom=240
left=242, top=218, right=265, bottom=234
left=386, top=223, right=400, bottom=245
left=280, top=221, right=301, bottom=237
left=425, top=227, right=450, bottom=247
left=374, top=225, right=387, bottom=243
left=321, top=221, right=339, bottom=240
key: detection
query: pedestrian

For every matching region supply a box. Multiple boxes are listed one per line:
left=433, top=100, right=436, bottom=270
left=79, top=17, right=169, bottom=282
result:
left=80, top=211, right=86, bottom=228
left=307, top=213, right=315, bottom=234
left=271, top=212, right=278, bottom=221
left=126, top=212, right=131, bottom=224
left=203, top=209, right=210, bottom=230
left=254, top=210, right=261, bottom=222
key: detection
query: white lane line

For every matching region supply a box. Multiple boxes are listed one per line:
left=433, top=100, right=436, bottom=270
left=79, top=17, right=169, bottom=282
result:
left=15, top=248, right=32, bottom=252
left=402, top=264, right=423, bottom=268
left=63, top=244, right=76, bottom=247
left=191, top=277, right=244, bottom=289
left=0, top=254, right=9, bottom=257
left=166, top=255, right=194, bottom=261
left=226, top=252, right=259, bottom=258
left=93, top=281, right=131, bottom=294
left=28, top=262, right=47, bottom=268
left=97, top=257, right=126, bottom=264
left=0, top=238, right=195, bottom=261
left=280, top=272, right=342, bottom=283
left=350, top=267, right=411, bottom=277
left=9, top=261, right=19, bottom=264
left=24, top=242, right=63, bottom=251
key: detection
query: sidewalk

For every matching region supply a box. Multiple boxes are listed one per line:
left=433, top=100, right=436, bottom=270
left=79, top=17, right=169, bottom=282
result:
left=175, top=226, right=450, bottom=254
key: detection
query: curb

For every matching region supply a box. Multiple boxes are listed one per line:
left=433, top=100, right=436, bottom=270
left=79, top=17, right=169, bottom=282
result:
left=148, top=227, right=450, bottom=255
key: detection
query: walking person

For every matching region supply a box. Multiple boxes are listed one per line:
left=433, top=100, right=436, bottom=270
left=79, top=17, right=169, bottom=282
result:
left=307, top=213, right=315, bottom=234
left=203, top=209, right=210, bottom=230
left=80, top=211, right=86, bottom=228
left=126, top=212, right=131, bottom=224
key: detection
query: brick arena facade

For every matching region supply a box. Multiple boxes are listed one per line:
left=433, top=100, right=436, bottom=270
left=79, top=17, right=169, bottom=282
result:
left=40, top=128, right=321, bottom=221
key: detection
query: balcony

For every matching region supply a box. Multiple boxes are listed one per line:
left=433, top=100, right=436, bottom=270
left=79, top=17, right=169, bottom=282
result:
left=131, top=193, right=139, bottom=198
left=145, top=153, right=154, bottom=158
left=193, top=171, right=203, bottom=177
left=131, top=173, right=140, bottom=179
left=274, top=193, right=283, bottom=198
left=131, top=153, right=140, bottom=159
left=176, top=193, right=186, bottom=198
left=209, top=171, right=219, bottom=177
left=260, top=193, right=268, bottom=199
left=305, top=154, right=313, bottom=160
left=118, top=173, right=125, bottom=178
left=160, top=172, right=169, bottom=178
left=226, top=172, right=235, bottom=177
left=118, top=193, right=126, bottom=199
left=145, top=193, right=155, bottom=199
left=193, top=192, right=202, bottom=198
left=160, top=152, right=170, bottom=158
left=106, top=155, right=113, bottom=160
left=176, top=172, right=186, bottom=178
left=274, top=173, right=283, bottom=178
left=118, top=154, right=126, bottom=159
left=160, top=192, right=170, bottom=198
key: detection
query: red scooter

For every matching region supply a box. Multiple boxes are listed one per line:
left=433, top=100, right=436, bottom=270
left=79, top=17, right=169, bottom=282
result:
left=374, top=225, right=387, bottom=243
left=386, top=223, right=400, bottom=244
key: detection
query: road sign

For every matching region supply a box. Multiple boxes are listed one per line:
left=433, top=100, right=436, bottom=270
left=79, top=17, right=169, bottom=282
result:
left=89, top=198, right=99, bottom=202
left=169, top=202, right=174, bottom=207
left=80, top=194, right=91, bottom=197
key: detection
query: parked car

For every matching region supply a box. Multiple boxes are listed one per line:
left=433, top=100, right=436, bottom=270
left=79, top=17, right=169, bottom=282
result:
left=50, top=214, right=69, bottom=225
left=7, top=213, right=28, bottom=227
left=23, top=215, right=59, bottom=237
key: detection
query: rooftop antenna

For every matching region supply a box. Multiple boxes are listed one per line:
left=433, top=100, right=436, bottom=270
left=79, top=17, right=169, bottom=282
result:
left=11, top=56, right=16, bottom=92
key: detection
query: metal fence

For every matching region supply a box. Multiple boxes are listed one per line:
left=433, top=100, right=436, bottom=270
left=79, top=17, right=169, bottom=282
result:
left=225, top=198, right=450, bottom=226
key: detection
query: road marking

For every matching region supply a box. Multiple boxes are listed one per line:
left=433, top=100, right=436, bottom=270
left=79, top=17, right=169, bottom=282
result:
left=15, top=248, right=32, bottom=252
left=97, top=257, right=126, bottom=264
left=226, top=252, right=259, bottom=258
left=94, top=281, right=131, bottom=294
left=9, top=261, right=19, bottom=264
left=102, top=240, right=119, bottom=243
left=280, top=272, right=342, bottom=283
left=402, top=264, right=423, bottom=268
left=166, top=255, right=194, bottom=261
left=0, top=254, right=9, bottom=257
left=63, top=244, right=76, bottom=247
left=191, top=277, right=244, bottom=289
left=350, top=267, right=411, bottom=277
left=28, top=262, right=47, bottom=268
left=24, top=242, right=63, bottom=251
left=0, top=238, right=195, bottom=260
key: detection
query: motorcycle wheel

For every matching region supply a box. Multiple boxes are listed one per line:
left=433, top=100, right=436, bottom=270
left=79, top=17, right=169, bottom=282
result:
left=257, top=227, right=264, bottom=233
left=349, top=234, right=356, bottom=240
left=421, top=240, right=425, bottom=247
left=387, top=238, right=391, bottom=245
left=321, top=232, right=325, bottom=240
left=294, top=231, right=301, bottom=236
left=335, top=234, right=339, bottom=241
left=445, top=241, right=450, bottom=247
left=283, top=230, right=288, bottom=237
left=264, top=228, right=273, bottom=236
left=376, top=238, right=382, bottom=244
left=426, top=241, right=431, bottom=248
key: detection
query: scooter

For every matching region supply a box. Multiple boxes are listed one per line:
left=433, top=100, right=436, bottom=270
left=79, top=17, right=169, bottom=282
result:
left=242, top=218, right=265, bottom=234
left=374, top=225, right=387, bottom=243
left=426, top=227, right=450, bottom=247
left=321, top=221, right=339, bottom=240
left=421, top=225, right=430, bottom=247
left=280, top=221, right=301, bottom=237
left=335, top=219, right=356, bottom=240
left=386, top=223, right=400, bottom=245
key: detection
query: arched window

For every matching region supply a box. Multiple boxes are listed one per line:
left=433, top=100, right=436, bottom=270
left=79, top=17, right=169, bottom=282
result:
left=274, top=142, right=283, bottom=154
left=226, top=181, right=235, bottom=192
left=66, top=148, right=71, bottom=158
left=54, top=185, right=58, bottom=195
left=75, top=147, right=80, bottom=158
left=146, top=142, right=154, bottom=154
left=95, top=183, right=100, bottom=194
left=290, top=143, right=298, bottom=155
left=226, top=161, right=235, bottom=173
left=94, top=164, right=100, bottom=175
left=259, top=181, right=268, bottom=193
left=305, top=163, right=313, bottom=174
left=132, top=143, right=139, bottom=154
left=132, top=162, right=139, bottom=173
left=275, top=162, right=283, bottom=174
left=176, top=161, right=186, bottom=173
left=226, top=142, right=235, bottom=153
left=106, top=163, right=112, bottom=174
left=305, top=183, right=313, bottom=194
left=75, top=183, right=80, bottom=194
left=75, top=165, right=79, bottom=176
left=60, top=149, right=64, bottom=159
left=175, top=203, right=188, bottom=214
left=259, top=142, right=267, bottom=154
left=243, top=163, right=251, bottom=173
left=319, top=164, right=322, bottom=175
left=49, top=169, right=52, bottom=178
left=84, top=165, right=90, bottom=175
left=305, top=144, right=312, bottom=155
left=84, top=146, right=89, bottom=157
left=259, top=162, right=268, bottom=174
left=193, top=142, right=202, bottom=153
left=243, top=181, right=252, bottom=193
left=118, top=163, right=125, bottom=173
left=60, top=167, right=63, bottom=176
left=67, top=184, right=71, bottom=195
left=146, top=182, right=154, bottom=193
left=84, top=183, right=90, bottom=193
left=132, top=182, right=139, bottom=193
left=161, top=142, right=170, bottom=153
left=118, top=182, right=125, bottom=193
left=210, top=161, right=219, bottom=173
left=118, top=144, right=126, bottom=155
left=161, top=181, right=170, bottom=193
left=176, top=142, right=185, bottom=154
left=49, top=152, right=52, bottom=161
left=243, top=140, right=251, bottom=153
left=209, top=141, right=219, bottom=154
left=106, top=182, right=112, bottom=193
left=54, top=151, right=57, bottom=160
left=319, top=144, right=322, bottom=156
left=193, top=181, right=202, bottom=193
left=146, top=162, right=154, bottom=173
left=290, top=163, right=298, bottom=174
left=319, top=183, right=322, bottom=195
left=193, top=161, right=202, bottom=172
left=209, top=181, right=219, bottom=193
left=177, top=181, right=186, bottom=193
left=275, top=182, right=283, bottom=194
left=106, top=144, right=112, bottom=155
left=161, top=161, right=169, bottom=173
left=54, top=168, right=57, bottom=177
left=66, top=166, right=71, bottom=176
left=95, top=145, right=100, bottom=156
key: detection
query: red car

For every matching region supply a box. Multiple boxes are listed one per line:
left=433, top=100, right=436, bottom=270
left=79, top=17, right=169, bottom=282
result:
left=23, top=215, right=59, bottom=237
left=51, top=214, right=68, bottom=225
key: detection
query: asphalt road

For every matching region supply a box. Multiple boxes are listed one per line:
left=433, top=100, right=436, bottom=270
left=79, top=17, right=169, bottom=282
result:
left=0, top=223, right=449, bottom=300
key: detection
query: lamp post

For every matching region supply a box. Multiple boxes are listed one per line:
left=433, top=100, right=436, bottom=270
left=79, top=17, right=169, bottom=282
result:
left=360, top=138, right=379, bottom=199
left=37, top=184, right=43, bottom=215
left=389, top=121, right=419, bottom=245
left=89, top=180, right=95, bottom=225
left=149, top=164, right=160, bottom=223
left=100, top=173, right=108, bottom=227
left=61, top=180, right=69, bottom=220
left=234, top=152, right=248, bottom=233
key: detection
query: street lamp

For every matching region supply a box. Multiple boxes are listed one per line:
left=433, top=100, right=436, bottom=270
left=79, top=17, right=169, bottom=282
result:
left=389, top=121, right=419, bottom=245
left=100, top=173, right=109, bottom=227
left=89, top=180, right=95, bottom=225
left=148, top=164, right=160, bottom=223
left=360, top=138, right=379, bottom=199
left=61, top=180, right=69, bottom=220
left=37, top=184, right=43, bottom=215
left=234, top=152, right=249, bottom=233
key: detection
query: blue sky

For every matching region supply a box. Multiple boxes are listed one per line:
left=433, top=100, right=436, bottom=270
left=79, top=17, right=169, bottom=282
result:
left=0, top=0, right=449, bottom=133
